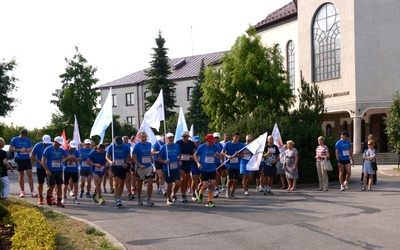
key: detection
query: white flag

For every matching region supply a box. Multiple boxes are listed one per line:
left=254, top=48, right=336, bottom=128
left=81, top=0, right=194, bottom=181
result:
left=189, top=124, right=194, bottom=141
left=272, top=123, right=284, bottom=149
left=90, top=89, right=113, bottom=143
left=144, top=89, right=165, bottom=131
left=138, top=119, right=157, bottom=145
left=73, top=114, right=81, bottom=146
left=246, top=132, right=268, bottom=171
left=174, top=107, right=188, bottom=143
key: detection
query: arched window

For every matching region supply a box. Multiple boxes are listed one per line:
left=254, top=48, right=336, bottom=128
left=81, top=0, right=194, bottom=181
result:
left=287, top=40, right=295, bottom=94
left=312, top=3, right=341, bottom=82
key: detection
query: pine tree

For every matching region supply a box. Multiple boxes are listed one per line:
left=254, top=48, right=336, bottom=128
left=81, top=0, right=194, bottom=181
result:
left=187, top=60, right=210, bottom=135
left=145, top=31, right=177, bottom=119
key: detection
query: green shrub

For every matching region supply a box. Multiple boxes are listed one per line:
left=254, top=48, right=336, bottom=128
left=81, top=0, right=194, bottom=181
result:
left=8, top=204, right=57, bottom=249
left=0, top=203, right=10, bottom=220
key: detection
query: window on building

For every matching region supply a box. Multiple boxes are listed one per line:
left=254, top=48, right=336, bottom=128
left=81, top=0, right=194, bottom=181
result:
left=187, top=87, right=194, bottom=101
left=126, top=116, right=136, bottom=127
left=287, top=40, right=295, bottom=94
left=144, top=91, right=151, bottom=111
left=326, top=124, right=332, bottom=137
left=172, top=88, right=177, bottom=102
left=312, top=3, right=341, bottom=82
left=112, top=94, right=117, bottom=107
left=126, top=92, right=134, bottom=106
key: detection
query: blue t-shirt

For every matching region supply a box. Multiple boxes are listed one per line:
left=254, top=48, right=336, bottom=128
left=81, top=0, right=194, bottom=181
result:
left=195, top=143, right=219, bottom=172
left=240, top=149, right=253, bottom=169
left=214, top=142, right=223, bottom=164
left=79, top=147, right=93, bottom=170
left=88, top=150, right=107, bottom=173
left=152, top=140, right=164, bottom=162
left=158, top=143, right=181, bottom=172
left=10, top=136, right=33, bottom=160
left=223, top=141, right=245, bottom=169
left=106, top=143, right=131, bottom=168
left=32, top=142, right=51, bottom=169
left=43, top=146, right=67, bottom=172
left=63, top=149, right=80, bottom=172
left=132, top=142, right=153, bottom=168
left=335, top=139, right=352, bottom=161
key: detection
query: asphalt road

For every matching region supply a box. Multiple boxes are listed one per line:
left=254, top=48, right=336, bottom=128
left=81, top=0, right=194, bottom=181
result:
left=7, top=165, right=400, bottom=250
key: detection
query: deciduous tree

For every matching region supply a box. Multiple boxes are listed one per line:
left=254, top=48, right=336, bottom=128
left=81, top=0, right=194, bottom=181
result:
left=0, top=59, right=18, bottom=117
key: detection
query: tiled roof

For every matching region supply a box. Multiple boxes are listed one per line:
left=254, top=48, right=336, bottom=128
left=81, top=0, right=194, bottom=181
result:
left=253, top=1, right=297, bottom=30
left=97, top=51, right=226, bottom=89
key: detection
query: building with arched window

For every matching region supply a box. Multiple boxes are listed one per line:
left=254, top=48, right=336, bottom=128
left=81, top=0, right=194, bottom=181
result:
left=253, top=0, right=400, bottom=153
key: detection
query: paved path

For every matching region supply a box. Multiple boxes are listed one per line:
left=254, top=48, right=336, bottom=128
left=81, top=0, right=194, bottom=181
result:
left=7, top=165, right=400, bottom=250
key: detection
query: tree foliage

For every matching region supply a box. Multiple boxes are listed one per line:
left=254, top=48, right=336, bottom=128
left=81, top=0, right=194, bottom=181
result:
left=51, top=46, right=100, bottom=138
left=201, top=29, right=295, bottom=131
left=0, top=59, right=19, bottom=117
left=145, top=31, right=177, bottom=119
left=187, top=60, right=211, bottom=135
left=384, top=91, right=400, bottom=155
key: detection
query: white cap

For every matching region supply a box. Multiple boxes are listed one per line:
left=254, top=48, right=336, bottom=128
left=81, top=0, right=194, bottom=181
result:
left=182, top=131, right=190, bottom=136
left=69, top=140, right=78, bottom=148
left=84, top=139, right=92, bottom=144
left=166, top=133, right=174, bottom=138
left=54, top=136, right=64, bottom=145
left=213, top=132, right=220, bottom=138
left=42, top=135, right=52, bottom=144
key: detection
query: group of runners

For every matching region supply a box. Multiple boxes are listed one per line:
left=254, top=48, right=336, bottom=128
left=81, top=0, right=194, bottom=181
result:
left=4, top=128, right=287, bottom=208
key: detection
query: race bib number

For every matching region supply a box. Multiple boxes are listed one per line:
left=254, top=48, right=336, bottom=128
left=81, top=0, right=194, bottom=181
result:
left=230, top=157, right=239, bottom=163
left=82, top=161, right=89, bottom=167
left=142, top=156, right=151, bottom=164
left=95, top=165, right=104, bottom=172
left=115, top=159, right=124, bottom=165
left=181, top=154, right=191, bottom=161
left=52, top=160, right=61, bottom=168
left=20, top=152, right=29, bottom=155
left=205, top=156, right=214, bottom=164
left=343, top=150, right=349, bottom=156
left=170, top=162, right=178, bottom=169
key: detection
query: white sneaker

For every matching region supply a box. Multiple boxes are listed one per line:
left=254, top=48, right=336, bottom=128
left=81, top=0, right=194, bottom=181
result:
left=244, top=190, right=249, bottom=196
left=343, top=181, right=348, bottom=190
left=74, top=199, right=80, bottom=204
left=340, top=185, right=345, bottom=191
left=221, top=186, right=226, bottom=191
left=62, top=197, right=66, bottom=204
left=69, top=191, right=74, bottom=196
left=191, top=196, right=198, bottom=201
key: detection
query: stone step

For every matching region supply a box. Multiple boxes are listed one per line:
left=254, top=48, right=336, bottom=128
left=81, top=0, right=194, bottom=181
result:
left=353, top=153, right=399, bottom=165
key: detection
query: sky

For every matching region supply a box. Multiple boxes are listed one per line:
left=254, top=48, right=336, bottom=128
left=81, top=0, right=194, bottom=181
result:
left=1, top=0, right=286, bottom=130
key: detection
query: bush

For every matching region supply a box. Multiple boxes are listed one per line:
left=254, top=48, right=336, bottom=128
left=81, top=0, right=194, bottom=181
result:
left=8, top=204, right=56, bottom=249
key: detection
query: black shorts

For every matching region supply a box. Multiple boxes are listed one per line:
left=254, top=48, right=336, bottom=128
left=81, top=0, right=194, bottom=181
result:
left=200, top=171, right=216, bottom=182
left=16, top=158, right=32, bottom=172
left=155, top=161, right=163, bottom=170
left=80, top=169, right=92, bottom=177
left=180, top=163, right=191, bottom=173
left=340, top=160, right=351, bottom=165
left=112, top=166, right=127, bottom=180
left=261, top=165, right=277, bottom=177
left=227, top=168, right=240, bottom=180
left=64, top=172, right=79, bottom=184
left=125, top=163, right=132, bottom=173
left=47, top=171, right=63, bottom=186
left=37, top=168, right=47, bottom=184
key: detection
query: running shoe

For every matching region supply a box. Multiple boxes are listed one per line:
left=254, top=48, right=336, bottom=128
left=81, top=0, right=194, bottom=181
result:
left=62, top=196, right=67, bottom=204
left=147, top=199, right=155, bottom=206
left=110, top=188, right=114, bottom=194
left=99, top=197, right=105, bottom=204
left=56, top=201, right=65, bottom=207
left=214, top=187, right=220, bottom=193
left=86, top=192, right=92, bottom=198
left=181, top=195, right=187, bottom=203
left=191, top=196, right=198, bottom=201
left=198, top=194, right=203, bottom=203
left=172, top=195, right=178, bottom=203
left=206, top=201, right=215, bottom=207
left=138, top=198, right=143, bottom=205
left=225, top=191, right=230, bottom=199
left=340, top=185, right=345, bottom=191
left=38, top=197, right=44, bottom=205
left=231, top=192, right=237, bottom=199
left=31, top=190, right=38, bottom=197
left=91, top=196, right=98, bottom=203
left=79, top=190, right=84, bottom=198
left=244, top=190, right=249, bottom=196
left=212, top=190, right=219, bottom=198
left=116, top=200, right=122, bottom=207
left=20, top=191, right=25, bottom=198
left=50, top=197, right=56, bottom=205
left=46, top=197, right=52, bottom=206
left=74, top=199, right=80, bottom=204
left=166, top=200, right=173, bottom=205
left=69, top=190, right=74, bottom=196
left=103, top=188, right=107, bottom=193
left=129, top=193, right=135, bottom=201
left=187, top=188, right=191, bottom=193
left=344, top=181, right=349, bottom=190
left=221, top=186, right=226, bottom=191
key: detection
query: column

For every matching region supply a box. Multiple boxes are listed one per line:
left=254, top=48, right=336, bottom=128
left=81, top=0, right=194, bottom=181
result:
left=353, top=117, right=362, bottom=154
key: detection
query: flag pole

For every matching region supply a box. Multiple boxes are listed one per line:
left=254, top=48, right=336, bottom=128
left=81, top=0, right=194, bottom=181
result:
left=163, top=109, right=170, bottom=177
left=110, top=87, right=115, bottom=161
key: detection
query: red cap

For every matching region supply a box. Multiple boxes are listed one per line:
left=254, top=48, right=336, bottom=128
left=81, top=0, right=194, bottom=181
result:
left=205, top=134, right=215, bottom=143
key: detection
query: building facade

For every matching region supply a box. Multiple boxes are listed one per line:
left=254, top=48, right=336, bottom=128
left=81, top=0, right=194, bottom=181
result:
left=254, top=0, right=400, bottom=153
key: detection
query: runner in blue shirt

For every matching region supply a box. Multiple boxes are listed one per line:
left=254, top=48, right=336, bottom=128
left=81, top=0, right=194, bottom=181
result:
left=9, top=129, right=36, bottom=198
left=62, top=141, right=81, bottom=204
left=158, top=133, right=181, bottom=205
left=79, top=139, right=93, bottom=199
left=335, top=131, right=354, bottom=191
left=88, top=144, right=109, bottom=204
left=106, top=136, right=131, bottom=207
left=42, top=136, right=68, bottom=207
left=152, top=136, right=166, bottom=195
left=30, top=135, right=52, bottom=205
left=222, top=132, right=245, bottom=199
left=194, top=134, right=220, bottom=207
